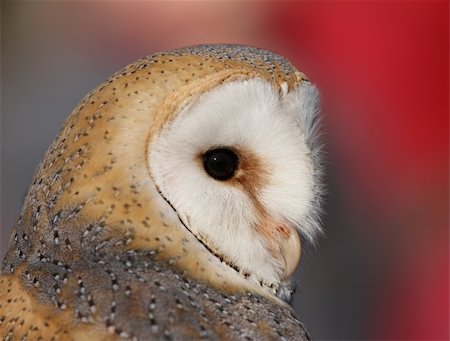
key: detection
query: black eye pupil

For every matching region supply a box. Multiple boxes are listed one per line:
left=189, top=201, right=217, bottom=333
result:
left=203, top=148, right=238, bottom=181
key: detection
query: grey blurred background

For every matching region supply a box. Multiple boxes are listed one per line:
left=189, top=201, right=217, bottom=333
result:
left=1, top=2, right=448, bottom=340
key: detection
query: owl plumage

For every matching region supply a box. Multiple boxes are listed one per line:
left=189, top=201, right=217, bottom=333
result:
left=0, top=45, right=322, bottom=340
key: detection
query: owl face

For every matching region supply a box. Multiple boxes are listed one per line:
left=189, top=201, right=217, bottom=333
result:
left=149, top=78, right=320, bottom=290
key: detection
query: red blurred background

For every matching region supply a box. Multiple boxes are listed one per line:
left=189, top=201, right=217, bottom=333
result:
left=1, top=2, right=448, bottom=340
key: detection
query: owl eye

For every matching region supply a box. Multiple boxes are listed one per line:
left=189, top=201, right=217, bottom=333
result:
left=203, top=148, right=238, bottom=181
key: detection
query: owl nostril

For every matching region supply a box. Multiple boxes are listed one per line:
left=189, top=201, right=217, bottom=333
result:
left=203, top=148, right=238, bottom=181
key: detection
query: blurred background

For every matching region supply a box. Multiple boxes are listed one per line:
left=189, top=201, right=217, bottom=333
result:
left=1, top=1, right=448, bottom=340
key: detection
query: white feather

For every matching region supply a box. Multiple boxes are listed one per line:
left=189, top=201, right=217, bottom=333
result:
left=149, top=78, right=322, bottom=285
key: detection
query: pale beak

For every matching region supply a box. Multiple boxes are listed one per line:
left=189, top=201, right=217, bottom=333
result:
left=279, top=229, right=301, bottom=279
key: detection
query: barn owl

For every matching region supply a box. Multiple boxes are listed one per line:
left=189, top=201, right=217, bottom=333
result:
left=0, top=44, right=323, bottom=340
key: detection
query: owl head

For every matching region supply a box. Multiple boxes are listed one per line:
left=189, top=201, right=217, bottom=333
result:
left=149, top=74, right=322, bottom=294
left=5, top=44, right=323, bottom=304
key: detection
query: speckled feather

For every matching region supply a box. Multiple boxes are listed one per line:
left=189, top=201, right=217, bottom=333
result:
left=0, top=45, right=313, bottom=340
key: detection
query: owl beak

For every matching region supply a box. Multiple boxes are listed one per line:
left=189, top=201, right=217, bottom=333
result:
left=279, top=229, right=301, bottom=279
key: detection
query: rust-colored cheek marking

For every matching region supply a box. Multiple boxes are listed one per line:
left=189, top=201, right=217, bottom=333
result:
left=232, top=148, right=298, bottom=270
left=210, top=147, right=294, bottom=258
left=275, top=224, right=291, bottom=238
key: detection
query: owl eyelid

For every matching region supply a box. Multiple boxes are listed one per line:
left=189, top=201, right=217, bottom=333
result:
left=203, top=145, right=239, bottom=156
